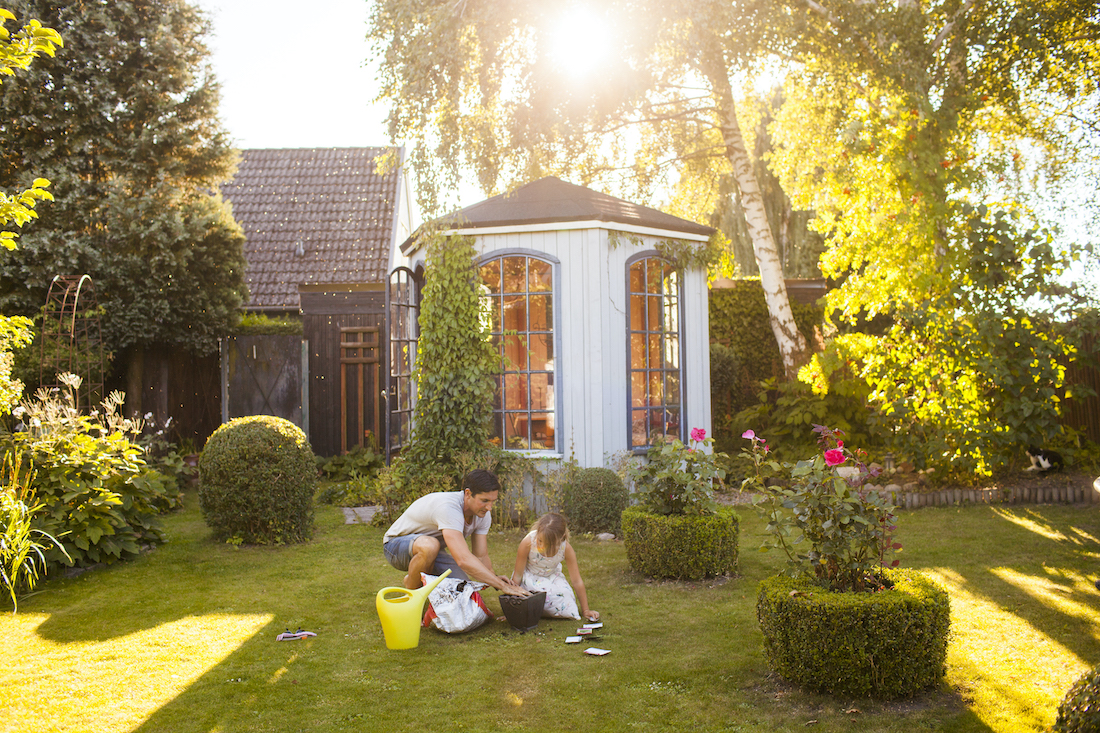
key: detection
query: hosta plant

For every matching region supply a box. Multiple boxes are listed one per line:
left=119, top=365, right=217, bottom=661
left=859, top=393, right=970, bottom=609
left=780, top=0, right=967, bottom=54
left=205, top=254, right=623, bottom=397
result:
left=740, top=424, right=901, bottom=593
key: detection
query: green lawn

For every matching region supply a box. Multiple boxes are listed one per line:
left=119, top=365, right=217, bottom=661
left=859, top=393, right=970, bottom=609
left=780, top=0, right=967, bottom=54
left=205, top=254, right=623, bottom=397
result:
left=5, top=493, right=1099, bottom=732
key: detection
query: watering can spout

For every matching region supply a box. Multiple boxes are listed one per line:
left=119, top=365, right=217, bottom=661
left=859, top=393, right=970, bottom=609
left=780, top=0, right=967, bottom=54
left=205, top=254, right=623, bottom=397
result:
left=376, top=569, right=452, bottom=650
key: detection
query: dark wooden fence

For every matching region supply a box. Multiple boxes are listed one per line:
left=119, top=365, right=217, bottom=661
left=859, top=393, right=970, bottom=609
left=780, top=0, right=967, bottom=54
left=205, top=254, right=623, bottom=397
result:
left=137, top=345, right=221, bottom=452
left=1063, top=330, right=1100, bottom=444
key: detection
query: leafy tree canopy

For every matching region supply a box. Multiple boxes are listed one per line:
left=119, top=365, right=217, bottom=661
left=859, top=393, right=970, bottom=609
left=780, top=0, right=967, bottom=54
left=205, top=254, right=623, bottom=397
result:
left=0, top=0, right=246, bottom=357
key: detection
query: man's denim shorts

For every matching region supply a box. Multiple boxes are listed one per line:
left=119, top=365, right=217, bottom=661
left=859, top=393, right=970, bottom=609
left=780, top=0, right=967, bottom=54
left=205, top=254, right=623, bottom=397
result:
left=383, top=533, right=468, bottom=580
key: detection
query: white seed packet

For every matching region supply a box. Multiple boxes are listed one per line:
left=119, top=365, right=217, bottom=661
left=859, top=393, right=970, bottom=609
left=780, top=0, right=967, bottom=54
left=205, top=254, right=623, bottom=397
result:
left=584, top=647, right=611, bottom=656
left=576, top=628, right=592, bottom=635
left=582, top=622, right=603, bottom=630
left=565, top=636, right=583, bottom=643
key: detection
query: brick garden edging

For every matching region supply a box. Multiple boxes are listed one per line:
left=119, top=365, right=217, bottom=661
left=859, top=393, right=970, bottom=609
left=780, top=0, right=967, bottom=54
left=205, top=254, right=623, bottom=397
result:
left=869, top=477, right=1100, bottom=509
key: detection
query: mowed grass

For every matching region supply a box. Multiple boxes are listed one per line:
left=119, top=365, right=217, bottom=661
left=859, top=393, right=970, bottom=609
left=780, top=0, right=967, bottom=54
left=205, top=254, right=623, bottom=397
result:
left=4, top=492, right=1100, bottom=733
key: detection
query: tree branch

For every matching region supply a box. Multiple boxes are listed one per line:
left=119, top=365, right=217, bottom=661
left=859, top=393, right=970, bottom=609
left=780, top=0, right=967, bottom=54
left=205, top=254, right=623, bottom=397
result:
left=930, top=0, right=974, bottom=56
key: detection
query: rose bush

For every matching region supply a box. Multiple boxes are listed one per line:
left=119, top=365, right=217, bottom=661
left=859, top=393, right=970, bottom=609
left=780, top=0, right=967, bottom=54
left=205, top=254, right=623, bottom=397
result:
left=629, top=428, right=727, bottom=516
left=740, top=424, right=901, bottom=593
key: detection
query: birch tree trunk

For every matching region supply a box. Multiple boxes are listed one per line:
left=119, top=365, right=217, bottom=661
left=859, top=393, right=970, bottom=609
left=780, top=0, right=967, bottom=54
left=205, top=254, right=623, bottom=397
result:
left=704, top=54, right=811, bottom=378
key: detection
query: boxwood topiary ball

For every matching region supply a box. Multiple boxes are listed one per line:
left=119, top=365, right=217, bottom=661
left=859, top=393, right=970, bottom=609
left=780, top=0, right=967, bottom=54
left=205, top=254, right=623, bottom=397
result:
left=198, top=415, right=317, bottom=545
left=1056, top=664, right=1100, bottom=733
left=564, top=467, right=629, bottom=534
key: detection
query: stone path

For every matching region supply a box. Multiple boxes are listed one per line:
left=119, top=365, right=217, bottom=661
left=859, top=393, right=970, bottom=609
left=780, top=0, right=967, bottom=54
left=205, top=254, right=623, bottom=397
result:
left=343, top=506, right=381, bottom=524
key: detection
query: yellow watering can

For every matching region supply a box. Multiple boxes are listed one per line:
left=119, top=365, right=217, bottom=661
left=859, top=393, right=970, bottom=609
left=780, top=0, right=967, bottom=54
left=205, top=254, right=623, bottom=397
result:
left=375, top=569, right=452, bottom=650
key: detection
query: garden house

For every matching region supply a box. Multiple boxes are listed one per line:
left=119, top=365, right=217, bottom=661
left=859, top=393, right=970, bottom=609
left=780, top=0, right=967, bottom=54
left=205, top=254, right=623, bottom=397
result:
left=400, top=176, right=716, bottom=468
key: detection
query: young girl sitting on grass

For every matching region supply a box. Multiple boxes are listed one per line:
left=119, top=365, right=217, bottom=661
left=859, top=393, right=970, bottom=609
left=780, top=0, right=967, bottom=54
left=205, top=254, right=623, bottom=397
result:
left=511, top=512, right=599, bottom=622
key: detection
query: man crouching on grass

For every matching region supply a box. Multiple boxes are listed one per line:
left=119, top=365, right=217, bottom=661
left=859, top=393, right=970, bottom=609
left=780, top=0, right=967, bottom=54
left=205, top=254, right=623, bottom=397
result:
left=383, top=469, right=529, bottom=596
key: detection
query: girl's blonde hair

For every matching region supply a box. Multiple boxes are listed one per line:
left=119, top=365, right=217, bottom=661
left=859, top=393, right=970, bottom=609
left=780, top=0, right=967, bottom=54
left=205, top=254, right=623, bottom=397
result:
left=533, top=512, right=569, bottom=557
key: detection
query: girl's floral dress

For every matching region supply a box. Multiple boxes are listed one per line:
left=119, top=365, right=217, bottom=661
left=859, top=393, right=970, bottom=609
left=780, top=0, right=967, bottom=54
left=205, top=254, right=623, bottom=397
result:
left=519, top=529, right=580, bottom=619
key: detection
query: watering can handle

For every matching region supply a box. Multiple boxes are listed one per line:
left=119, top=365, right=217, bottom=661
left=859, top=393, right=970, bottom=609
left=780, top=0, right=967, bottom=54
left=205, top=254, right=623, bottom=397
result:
left=376, top=568, right=453, bottom=602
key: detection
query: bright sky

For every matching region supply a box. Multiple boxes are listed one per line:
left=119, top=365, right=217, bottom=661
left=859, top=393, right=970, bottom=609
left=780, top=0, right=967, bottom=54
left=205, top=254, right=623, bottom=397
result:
left=193, top=0, right=389, bottom=149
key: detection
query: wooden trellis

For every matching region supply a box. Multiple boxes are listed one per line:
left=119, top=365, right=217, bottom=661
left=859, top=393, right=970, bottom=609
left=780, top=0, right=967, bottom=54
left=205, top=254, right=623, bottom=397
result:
left=39, top=275, right=106, bottom=409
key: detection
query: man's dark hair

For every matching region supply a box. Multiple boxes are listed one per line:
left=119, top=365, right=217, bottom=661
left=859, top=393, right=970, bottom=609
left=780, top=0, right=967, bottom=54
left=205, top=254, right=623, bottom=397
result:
left=463, top=469, right=500, bottom=496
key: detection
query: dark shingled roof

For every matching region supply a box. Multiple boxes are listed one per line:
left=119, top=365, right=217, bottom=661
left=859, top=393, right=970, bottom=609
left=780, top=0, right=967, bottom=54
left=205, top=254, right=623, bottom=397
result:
left=425, top=176, right=714, bottom=241
left=221, top=147, right=400, bottom=311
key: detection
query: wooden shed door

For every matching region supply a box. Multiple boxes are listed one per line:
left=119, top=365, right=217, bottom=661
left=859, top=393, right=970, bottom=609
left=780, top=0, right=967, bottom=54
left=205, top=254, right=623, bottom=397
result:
left=340, top=327, right=380, bottom=453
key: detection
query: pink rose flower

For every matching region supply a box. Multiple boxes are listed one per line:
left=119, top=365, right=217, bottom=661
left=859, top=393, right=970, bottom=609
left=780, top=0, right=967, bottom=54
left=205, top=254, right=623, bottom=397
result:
left=691, top=427, right=706, bottom=442
left=824, top=449, right=846, bottom=467
left=742, top=429, right=756, bottom=440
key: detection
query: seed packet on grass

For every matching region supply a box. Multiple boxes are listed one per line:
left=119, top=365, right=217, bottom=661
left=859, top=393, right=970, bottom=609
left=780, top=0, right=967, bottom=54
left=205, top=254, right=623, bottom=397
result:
left=584, top=647, right=610, bottom=656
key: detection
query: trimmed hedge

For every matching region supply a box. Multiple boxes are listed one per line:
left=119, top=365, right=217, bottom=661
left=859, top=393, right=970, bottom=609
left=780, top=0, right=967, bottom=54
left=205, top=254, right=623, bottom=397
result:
left=199, top=416, right=317, bottom=545
left=564, top=467, right=629, bottom=534
left=1056, top=664, right=1100, bottom=733
left=757, top=569, right=950, bottom=697
left=621, top=506, right=739, bottom=580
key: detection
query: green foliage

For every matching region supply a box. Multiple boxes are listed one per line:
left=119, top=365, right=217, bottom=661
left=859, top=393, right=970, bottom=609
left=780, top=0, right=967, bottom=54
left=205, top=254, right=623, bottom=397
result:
left=740, top=425, right=901, bottom=593
left=756, top=569, right=950, bottom=698
left=628, top=429, right=727, bottom=516
left=0, top=0, right=246, bottom=357
left=389, top=229, right=497, bottom=494
left=7, top=382, right=173, bottom=568
left=621, top=506, right=739, bottom=580
left=562, top=467, right=628, bottom=535
left=828, top=206, right=1092, bottom=480
left=318, top=444, right=385, bottom=483
left=1055, top=664, right=1100, bottom=733
left=0, top=451, right=67, bottom=610
left=315, top=444, right=386, bottom=508
left=198, top=416, right=316, bottom=545
left=234, top=314, right=304, bottom=336
left=709, top=282, right=823, bottom=446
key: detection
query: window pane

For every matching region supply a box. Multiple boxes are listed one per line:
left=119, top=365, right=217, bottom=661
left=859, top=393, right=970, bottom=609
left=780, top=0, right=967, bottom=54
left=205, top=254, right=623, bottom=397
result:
left=629, top=263, right=645, bottom=294
left=530, top=412, right=553, bottom=449
left=665, top=333, right=680, bottom=369
left=630, top=293, right=644, bottom=331
left=503, top=334, right=527, bottom=371
left=485, top=295, right=501, bottom=332
left=646, top=260, right=666, bottom=293
left=529, top=259, right=552, bottom=292
left=649, top=371, right=663, bottom=406
left=504, top=373, right=527, bottom=410
left=665, top=372, right=680, bottom=406
left=632, top=409, right=647, bottom=446
left=648, top=334, right=663, bottom=369
left=530, top=333, right=553, bottom=371
left=505, top=413, right=528, bottom=448
left=502, top=257, right=526, bottom=293
left=531, top=373, right=551, bottom=410
left=492, top=375, right=502, bottom=411
left=631, top=333, right=646, bottom=368
left=647, top=295, right=662, bottom=330
left=503, top=295, right=527, bottom=331
left=631, top=371, right=646, bottom=407
left=529, top=294, right=551, bottom=331
left=480, top=260, right=501, bottom=294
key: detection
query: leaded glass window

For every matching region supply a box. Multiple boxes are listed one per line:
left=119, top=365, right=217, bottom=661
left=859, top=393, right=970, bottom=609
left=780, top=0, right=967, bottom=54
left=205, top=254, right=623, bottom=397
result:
left=628, top=256, right=682, bottom=450
left=480, top=255, right=556, bottom=451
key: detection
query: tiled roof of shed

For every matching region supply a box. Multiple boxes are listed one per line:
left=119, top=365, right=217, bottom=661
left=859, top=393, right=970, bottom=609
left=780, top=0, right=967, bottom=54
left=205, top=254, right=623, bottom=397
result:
left=438, top=176, right=715, bottom=237
left=221, top=147, right=399, bottom=310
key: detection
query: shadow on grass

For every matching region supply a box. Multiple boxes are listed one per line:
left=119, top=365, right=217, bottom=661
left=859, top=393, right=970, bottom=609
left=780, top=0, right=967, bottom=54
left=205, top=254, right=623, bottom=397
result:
left=25, top=499, right=1100, bottom=732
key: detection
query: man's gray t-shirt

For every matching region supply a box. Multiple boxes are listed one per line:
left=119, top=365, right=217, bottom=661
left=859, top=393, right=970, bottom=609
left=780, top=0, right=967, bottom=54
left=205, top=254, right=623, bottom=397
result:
left=383, top=491, right=491, bottom=544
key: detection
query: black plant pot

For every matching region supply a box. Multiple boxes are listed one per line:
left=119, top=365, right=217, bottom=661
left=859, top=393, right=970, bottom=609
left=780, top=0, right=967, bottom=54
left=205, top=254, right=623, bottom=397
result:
left=499, top=591, right=546, bottom=631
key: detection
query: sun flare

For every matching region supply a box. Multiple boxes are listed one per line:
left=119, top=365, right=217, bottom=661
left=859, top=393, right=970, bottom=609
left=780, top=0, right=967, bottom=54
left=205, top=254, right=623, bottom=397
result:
left=544, top=8, right=614, bottom=80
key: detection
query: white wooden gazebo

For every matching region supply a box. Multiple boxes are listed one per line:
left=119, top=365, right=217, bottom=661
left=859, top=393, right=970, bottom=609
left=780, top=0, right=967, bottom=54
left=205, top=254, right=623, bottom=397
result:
left=400, top=176, right=714, bottom=469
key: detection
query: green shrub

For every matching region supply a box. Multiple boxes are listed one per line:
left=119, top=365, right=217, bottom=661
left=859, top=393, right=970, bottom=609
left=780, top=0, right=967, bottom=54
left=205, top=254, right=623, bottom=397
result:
left=199, top=416, right=316, bottom=544
left=1056, top=664, right=1100, bottom=733
left=621, top=506, right=739, bottom=580
left=9, top=383, right=173, bottom=568
left=563, top=467, right=628, bottom=534
left=317, top=443, right=385, bottom=483
left=1, top=452, right=68, bottom=610
left=756, top=569, right=950, bottom=698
